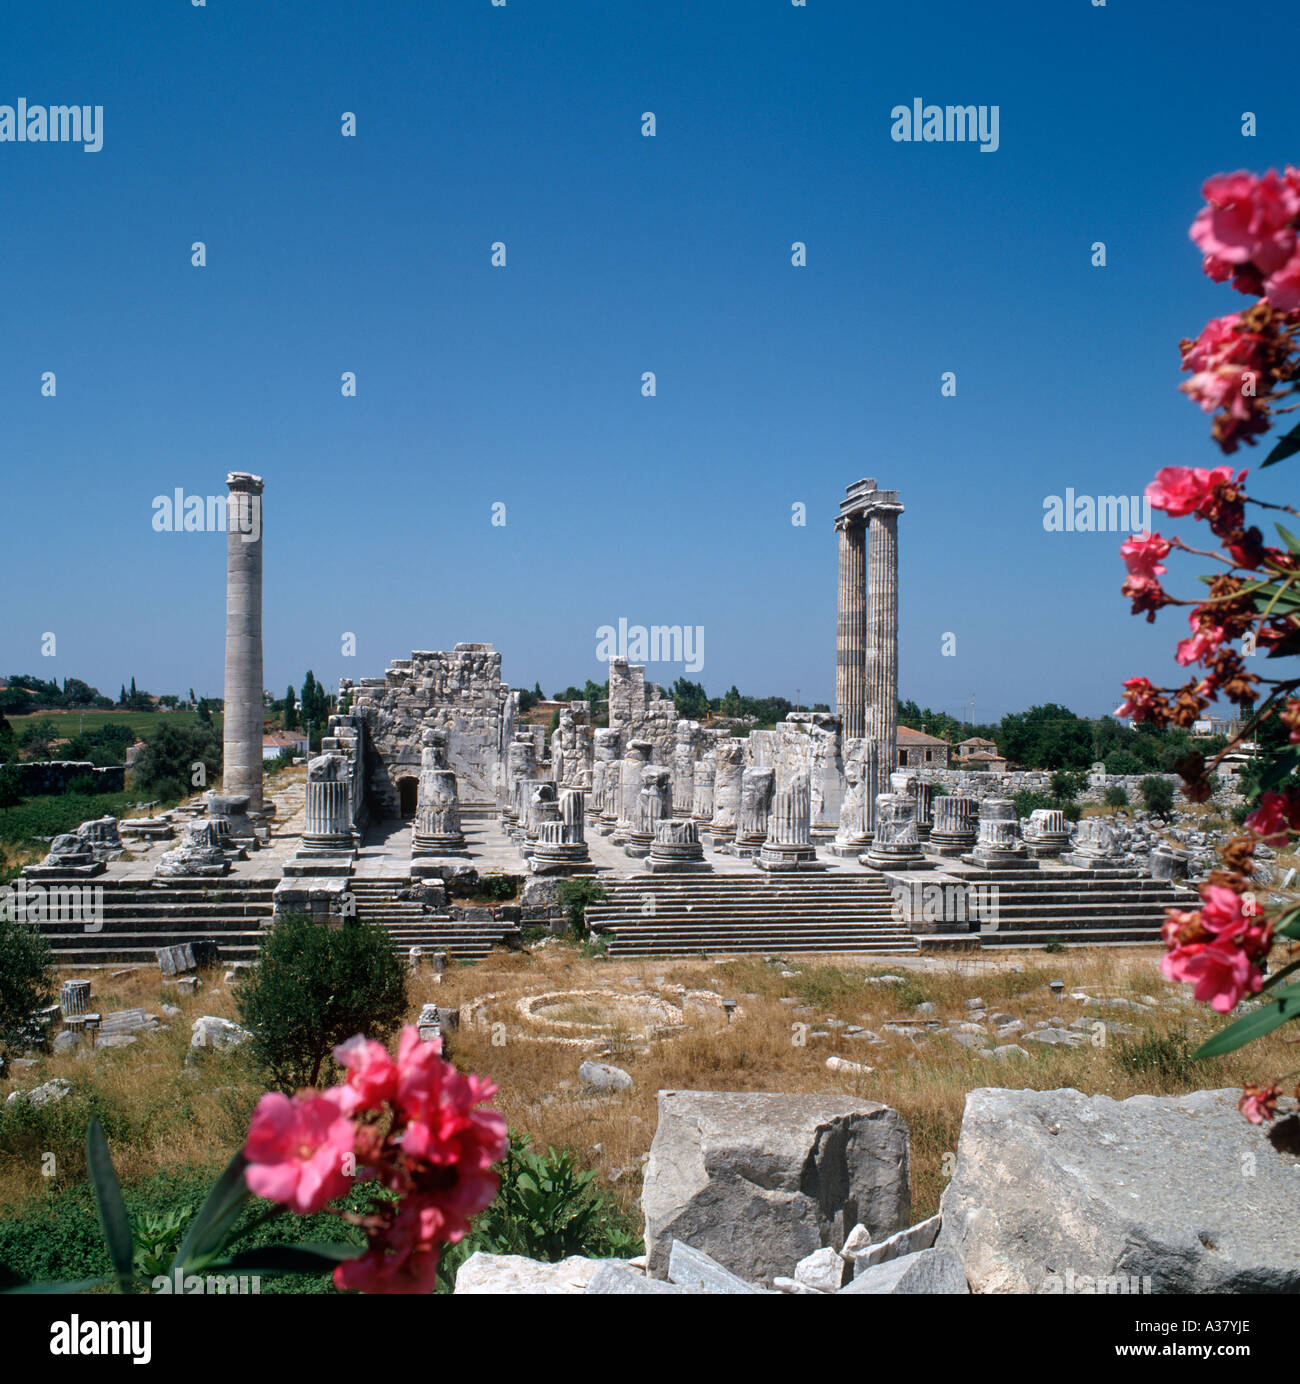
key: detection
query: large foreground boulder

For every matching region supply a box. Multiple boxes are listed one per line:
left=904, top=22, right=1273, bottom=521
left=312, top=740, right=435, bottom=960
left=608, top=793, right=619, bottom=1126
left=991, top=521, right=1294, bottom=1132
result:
left=642, top=1090, right=910, bottom=1285
left=938, top=1087, right=1300, bottom=1293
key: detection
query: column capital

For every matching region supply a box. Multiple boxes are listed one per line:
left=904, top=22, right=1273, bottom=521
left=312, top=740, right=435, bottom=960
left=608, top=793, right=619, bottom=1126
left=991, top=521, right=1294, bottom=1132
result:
left=227, top=472, right=264, bottom=494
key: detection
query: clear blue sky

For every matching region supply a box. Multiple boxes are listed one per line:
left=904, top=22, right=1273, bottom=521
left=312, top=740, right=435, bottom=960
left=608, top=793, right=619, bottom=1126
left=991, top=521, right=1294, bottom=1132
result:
left=2, top=0, right=1290, bottom=722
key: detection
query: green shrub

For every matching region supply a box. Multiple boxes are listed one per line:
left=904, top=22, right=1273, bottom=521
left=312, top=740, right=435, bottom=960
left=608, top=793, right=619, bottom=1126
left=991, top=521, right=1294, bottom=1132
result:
left=0, top=912, right=55, bottom=1058
left=1044, top=939, right=1066, bottom=954
left=1140, top=775, right=1175, bottom=819
left=555, top=878, right=607, bottom=938
left=236, top=913, right=408, bottom=1090
left=1062, top=802, right=1082, bottom=823
left=1012, top=791, right=1054, bottom=819
left=1104, top=786, right=1130, bottom=808
left=436, top=1136, right=641, bottom=1291
left=477, top=874, right=518, bottom=902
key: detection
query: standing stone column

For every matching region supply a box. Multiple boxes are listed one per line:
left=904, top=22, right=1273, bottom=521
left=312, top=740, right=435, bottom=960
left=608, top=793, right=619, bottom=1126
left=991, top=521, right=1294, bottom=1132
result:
left=590, top=729, right=620, bottom=824
left=614, top=740, right=652, bottom=844
left=732, top=767, right=775, bottom=856
left=626, top=766, right=672, bottom=858
left=866, top=498, right=903, bottom=788
left=708, top=740, right=745, bottom=842
left=222, top=473, right=265, bottom=812
left=758, top=772, right=816, bottom=872
left=671, top=722, right=700, bottom=819
left=413, top=730, right=467, bottom=855
left=835, top=516, right=867, bottom=741
left=691, top=749, right=717, bottom=824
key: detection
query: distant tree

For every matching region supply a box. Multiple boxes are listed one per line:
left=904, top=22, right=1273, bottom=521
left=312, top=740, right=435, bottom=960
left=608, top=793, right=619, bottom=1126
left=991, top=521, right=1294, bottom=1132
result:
left=18, top=719, right=57, bottom=760
left=61, top=724, right=134, bottom=767
left=283, top=684, right=298, bottom=730
left=997, top=704, right=1093, bottom=770
left=671, top=678, right=709, bottom=721
left=1104, top=785, right=1130, bottom=809
left=131, top=720, right=221, bottom=800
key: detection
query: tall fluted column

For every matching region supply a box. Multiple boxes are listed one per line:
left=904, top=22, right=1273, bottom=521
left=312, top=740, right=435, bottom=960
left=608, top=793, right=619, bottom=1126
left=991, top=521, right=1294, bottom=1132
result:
left=222, top=473, right=264, bottom=812
left=835, top=517, right=867, bottom=740
left=866, top=500, right=902, bottom=787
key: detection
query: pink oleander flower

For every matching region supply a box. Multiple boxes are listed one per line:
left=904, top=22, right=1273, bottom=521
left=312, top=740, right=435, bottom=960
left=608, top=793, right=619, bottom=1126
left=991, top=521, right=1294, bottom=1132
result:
left=1199, top=884, right=1254, bottom=940
left=243, top=1090, right=356, bottom=1214
left=1175, top=615, right=1227, bottom=667
left=1190, top=169, right=1300, bottom=278
left=1264, top=248, right=1300, bottom=314
left=1116, top=676, right=1161, bottom=721
left=1146, top=465, right=1241, bottom=517
left=333, top=1034, right=399, bottom=1115
left=333, top=1195, right=447, bottom=1296
left=1120, top=531, right=1171, bottom=580
left=1239, top=1083, right=1283, bottom=1125
left=1245, top=791, right=1300, bottom=846
left=1161, top=939, right=1263, bottom=1013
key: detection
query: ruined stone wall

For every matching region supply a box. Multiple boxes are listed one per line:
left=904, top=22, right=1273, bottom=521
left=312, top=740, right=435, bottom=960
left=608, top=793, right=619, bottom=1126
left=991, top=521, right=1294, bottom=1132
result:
left=607, top=659, right=679, bottom=764
left=346, top=644, right=511, bottom=813
left=744, top=714, right=844, bottom=835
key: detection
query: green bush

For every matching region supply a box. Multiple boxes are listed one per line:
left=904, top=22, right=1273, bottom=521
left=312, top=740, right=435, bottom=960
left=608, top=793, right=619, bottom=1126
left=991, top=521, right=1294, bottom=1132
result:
left=1062, top=802, right=1082, bottom=823
left=0, top=912, right=55, bottom=1058
left=437, top=1136, right=641, bottom=1291
left=1104, top=786, right=1130, bottom=808
left=555, top=878, right=607, bottom=938
left=236, top=914, right=408, bottom=1090
left=1139, top=775, right=1175, bottom=819
left=477, top=874, right=518, bottom=903
left=1011, top=791, right=1055, bottom=819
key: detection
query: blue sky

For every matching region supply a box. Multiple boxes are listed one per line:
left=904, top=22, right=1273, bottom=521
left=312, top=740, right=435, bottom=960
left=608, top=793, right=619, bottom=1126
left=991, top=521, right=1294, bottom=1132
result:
left=2, top=0, right=1293, bottom=721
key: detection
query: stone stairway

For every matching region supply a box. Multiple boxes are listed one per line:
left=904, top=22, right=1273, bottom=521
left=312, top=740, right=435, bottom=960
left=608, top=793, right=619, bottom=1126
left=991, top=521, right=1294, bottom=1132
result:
left=585, top=873, right=919, bottom=956
left=951, top=867, right=1190, bottom=947
left=347, top=877, right=519, bottom=961
left=25, top=877, right=276, bottom=967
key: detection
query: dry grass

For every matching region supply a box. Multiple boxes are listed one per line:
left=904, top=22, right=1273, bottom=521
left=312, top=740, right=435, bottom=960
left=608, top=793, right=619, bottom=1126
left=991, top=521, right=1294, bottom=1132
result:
left=3, top=943, right=1297, bottom=1226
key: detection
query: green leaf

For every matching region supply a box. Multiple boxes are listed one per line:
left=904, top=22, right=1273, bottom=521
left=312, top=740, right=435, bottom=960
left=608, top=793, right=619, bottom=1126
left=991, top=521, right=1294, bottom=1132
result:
left=1276, top=522, right=1300, bottom=555
left=172, top=1151, right=252, bottom=1273
left=1274, top=909, right=1300, bottom=941
left=1261, top=957, right=1300, bottom=992
left=1194, top=983, right=1300, bottom=1058
left=86, top=1119, right=135, bottom=1292
left=1260, top=748, right=1300, bottom=792
left=1261, top=419, right=1300, bottom=469
left=211, top=1243, right=365, bottom=1275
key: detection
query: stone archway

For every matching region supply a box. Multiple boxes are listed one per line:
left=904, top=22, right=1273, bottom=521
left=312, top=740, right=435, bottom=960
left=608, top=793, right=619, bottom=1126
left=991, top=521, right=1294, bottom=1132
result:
left=398, top=777, right=419, bottom=818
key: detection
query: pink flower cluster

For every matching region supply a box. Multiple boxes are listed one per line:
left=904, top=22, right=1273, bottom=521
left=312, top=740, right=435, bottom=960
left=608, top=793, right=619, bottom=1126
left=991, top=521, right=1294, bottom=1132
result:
left=1244, top=789, right=1300, bottom=847
left=242, top=1026, right=507, bottom=1294
left=1179, top=314, right=1275, bottom=426
left=1161, top=885, right=1271, bottom=1014
left=1191, top=168, right=1300, bottom=312
left=1146, top=465, right=1241, bottom=518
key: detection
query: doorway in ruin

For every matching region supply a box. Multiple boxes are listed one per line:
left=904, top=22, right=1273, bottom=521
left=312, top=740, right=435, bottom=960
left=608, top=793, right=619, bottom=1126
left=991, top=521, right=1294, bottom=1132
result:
left=398, top=777, right=419, bottom=818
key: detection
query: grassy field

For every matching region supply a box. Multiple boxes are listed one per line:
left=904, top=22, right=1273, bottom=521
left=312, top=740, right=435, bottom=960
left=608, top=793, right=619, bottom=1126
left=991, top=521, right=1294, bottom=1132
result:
left=6, top=709, right=220, bottom=739
left=1, top=942, right=1293, bottom=1253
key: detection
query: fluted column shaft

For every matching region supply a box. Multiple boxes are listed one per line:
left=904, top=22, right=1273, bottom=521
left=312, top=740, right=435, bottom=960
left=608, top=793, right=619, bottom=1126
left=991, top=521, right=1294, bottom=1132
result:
left=866, top=504, right=901, bottom=787
left=222, top=473, right=264, bottom=811
left=835, top=518, right=867, bottom=740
